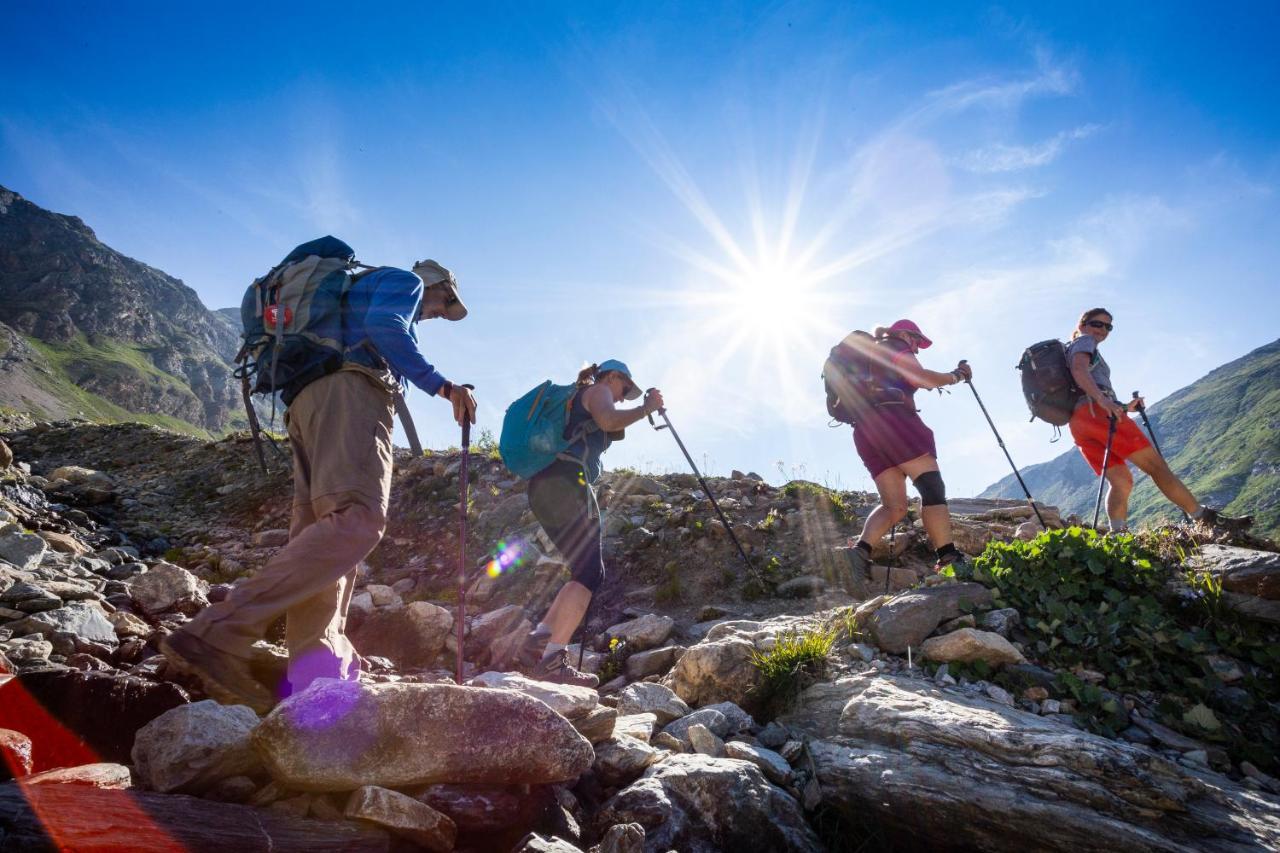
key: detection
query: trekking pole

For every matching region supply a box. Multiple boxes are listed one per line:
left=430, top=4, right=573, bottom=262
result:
left=647, top=407, right=764, bottom=585
left=960, top=361, right=1047, bottom=529
left=1131, top=392, right=1166, bottom=457
left=1132, top=391, right=1190, bottom=523
left=455, top=385, right=475, bottom=686
left=1092, top=414, right=1118, bottom=530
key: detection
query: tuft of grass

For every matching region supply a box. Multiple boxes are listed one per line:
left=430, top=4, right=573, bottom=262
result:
left=751, top=625, right=837, bottom=715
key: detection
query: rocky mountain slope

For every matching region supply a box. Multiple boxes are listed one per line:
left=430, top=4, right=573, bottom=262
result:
left=982, top=338, right=1280, bottom=539
left=2, top=421, right=1278, bottom=851
left=0, top=185, right=245, bottom=434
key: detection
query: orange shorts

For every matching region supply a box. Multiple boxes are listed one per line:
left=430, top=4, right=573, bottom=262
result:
left=1069, top=405, right=1151, bottom=475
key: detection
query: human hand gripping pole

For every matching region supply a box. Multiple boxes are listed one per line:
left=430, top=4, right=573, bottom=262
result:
left=454, top=383, right=475, bottom=685
left=958, top=361, right=1048, bottom=529
left=645, top=398, right=765, bottom=587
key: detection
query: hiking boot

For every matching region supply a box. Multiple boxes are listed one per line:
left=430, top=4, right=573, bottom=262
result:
left=161, top=630, right=275, bottom=714
left=529, top=648, right=600, bottom=688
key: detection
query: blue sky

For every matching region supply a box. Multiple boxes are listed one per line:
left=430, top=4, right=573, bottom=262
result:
left=4, top=2, right=1279, bottom=498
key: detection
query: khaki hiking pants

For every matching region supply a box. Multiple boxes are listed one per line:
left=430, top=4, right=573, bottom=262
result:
left=186, top=368, right=395, bottom=696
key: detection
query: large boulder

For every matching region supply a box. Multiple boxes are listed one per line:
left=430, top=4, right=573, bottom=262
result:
left=0, top=670, right=188, bottom=770
left=0, top=527, right=47, bottom=572
left=867, top=582, right=993, bottom=654
left=350, top=601, right=453, bottom=670
left=593, top=734, right=662, bottom=788
left=605, top=614, right=675, bottom=652
left=7, top=601, right=117, bottom=645
left=464, top=604, right=526, bottom=664
left=920, top=628, right=1026, bottom=667
left=130, top=562, right=208, bottom=616
left=131, top=700, right=263, bottom=793
left=616, top=682, right=690, bottom=726
left=594, top=754, right=822, bottom=853
left=252, top=679, right=594, bottom=791
left=662, top=634, right=759, bottom=709
left=1188, top=545, right=1280, bottom=599
left=780, top=674, right=1280, bottom=852
left=0, top=782, right=391, bottom=851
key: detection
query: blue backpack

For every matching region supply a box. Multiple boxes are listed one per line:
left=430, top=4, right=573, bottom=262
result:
left=499, top=380, right=593, bottom=479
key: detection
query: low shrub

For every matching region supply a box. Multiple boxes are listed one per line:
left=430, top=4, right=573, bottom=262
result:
left=946, top=527, right=1280, bottom=770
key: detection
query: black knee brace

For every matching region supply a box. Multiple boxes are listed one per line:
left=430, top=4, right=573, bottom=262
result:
left=914, top=470, right=947, bottom=506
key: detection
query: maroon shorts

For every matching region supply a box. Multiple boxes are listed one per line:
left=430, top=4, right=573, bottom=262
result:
left=853, top=406, right=938, bottom=479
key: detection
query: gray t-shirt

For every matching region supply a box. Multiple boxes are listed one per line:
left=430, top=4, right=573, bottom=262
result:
left=1065, top=336, right=1114, bottom=407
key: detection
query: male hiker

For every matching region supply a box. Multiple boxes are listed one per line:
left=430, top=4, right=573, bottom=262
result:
left=163, top=257, right=477, bottom=713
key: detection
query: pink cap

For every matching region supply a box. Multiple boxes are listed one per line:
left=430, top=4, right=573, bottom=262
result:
left=888, top=319, right=932, bottom=349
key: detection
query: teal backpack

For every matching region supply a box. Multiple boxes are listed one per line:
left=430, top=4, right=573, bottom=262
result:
left=499, top=380, right=592, bottom=479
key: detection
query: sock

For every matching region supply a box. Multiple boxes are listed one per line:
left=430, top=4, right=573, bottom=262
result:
left=935, top=543, right=959, bottom=561
left=1192, top=506, right=1208, bottom=520
left=855, top=540, right=872, bottom=555
left=1109, top=517, right=1128, bottom=533
left=530, top=623, right=551, bottom=639
left=544, top=642, right=566, bottom=656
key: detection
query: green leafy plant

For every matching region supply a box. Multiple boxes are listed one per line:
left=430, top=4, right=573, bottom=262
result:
left=949, top=527, right=1280, bottom=770
left=782, top=481, right=856, bottom=525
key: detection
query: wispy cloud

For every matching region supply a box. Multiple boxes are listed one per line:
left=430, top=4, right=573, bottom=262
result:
left=959, top=124, right=1101, bottom=173
left=912, top=48, right=1079, bottom=125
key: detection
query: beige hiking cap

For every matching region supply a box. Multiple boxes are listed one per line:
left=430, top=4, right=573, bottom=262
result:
left=412, top=259, right=468, bottom=321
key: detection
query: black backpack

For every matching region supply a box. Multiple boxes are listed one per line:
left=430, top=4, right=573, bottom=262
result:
left=822, top=332, right=906, bottom=426
left=1017, top=340, right=1081, bottom=426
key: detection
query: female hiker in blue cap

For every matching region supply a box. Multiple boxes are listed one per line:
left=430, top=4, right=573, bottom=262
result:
left=518, top=359, right=663, bottom=686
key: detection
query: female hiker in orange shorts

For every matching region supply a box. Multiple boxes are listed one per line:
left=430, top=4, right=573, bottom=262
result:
left=1067, top=307, right=1231, bottom=532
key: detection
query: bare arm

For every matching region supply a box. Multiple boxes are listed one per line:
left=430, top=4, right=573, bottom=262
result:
left=1070, top=352, right=1126, bottom=416
left=891, top=351, right=962, bottom=390
left=581, top=383, right=661, bottom=432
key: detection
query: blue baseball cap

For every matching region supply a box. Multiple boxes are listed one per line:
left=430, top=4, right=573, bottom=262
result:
left=598, top=359, right=642, bottom=400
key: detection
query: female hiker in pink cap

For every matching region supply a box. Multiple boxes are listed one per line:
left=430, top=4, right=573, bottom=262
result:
left=843, top=319, right=973, bottom=577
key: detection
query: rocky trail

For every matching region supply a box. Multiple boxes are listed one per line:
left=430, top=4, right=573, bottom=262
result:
left=1, top=420, right=1278, bottom=852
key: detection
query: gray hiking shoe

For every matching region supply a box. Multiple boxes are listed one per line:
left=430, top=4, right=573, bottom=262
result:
left=161, top=630, right=275, bottom=715
left=529, top=648, right=600, bottom=688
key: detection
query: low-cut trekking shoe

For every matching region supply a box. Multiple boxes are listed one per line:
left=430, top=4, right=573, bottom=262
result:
left=529, top=648, right=600, bottom=688
left=846, top=546, right=873, bottom=596
left=1195, top=507, right=1254, bottom=533
left=161, top=630, right=275, bottom=714
left=934, top=552, right=969, bottom=575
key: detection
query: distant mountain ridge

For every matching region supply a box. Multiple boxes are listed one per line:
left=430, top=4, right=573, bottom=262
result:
left=0, top=185, right=245, bottom=433
left=981, top=338, right=1280, bottom=538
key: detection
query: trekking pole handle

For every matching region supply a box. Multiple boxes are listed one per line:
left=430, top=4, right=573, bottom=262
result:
left=1131, top=390, right=1144, bottom=412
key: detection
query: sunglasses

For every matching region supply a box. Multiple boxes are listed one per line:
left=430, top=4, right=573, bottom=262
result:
left=1085, top=320, right=1114, bottom=331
